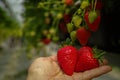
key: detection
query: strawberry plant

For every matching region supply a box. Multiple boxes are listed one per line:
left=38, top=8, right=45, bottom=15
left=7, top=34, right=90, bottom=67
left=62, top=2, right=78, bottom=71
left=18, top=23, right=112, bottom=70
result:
left=56, top=0, right=107, bottom=76
left=23, top=0, right=114, bottom=76
left=0, top=0, right=119, bottom=79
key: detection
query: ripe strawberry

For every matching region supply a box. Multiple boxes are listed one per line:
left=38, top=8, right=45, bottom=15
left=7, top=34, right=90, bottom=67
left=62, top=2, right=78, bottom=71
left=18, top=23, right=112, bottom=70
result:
left=90, top=0, right=103, bottom=10
left=76, top=27, right=91, bottom=46
left=96, top=0, right=103, bottom=10
left=42, top=38, right=51, bottom=45
left=64, top=0, right=73, bottom=6
left=57, top=45, right=77, bottom=76
left=84, top=11, right=101, bottom=32
left=63, top=14, right=72, bottom=24
left=59, top=21, right=68, bottom=33
left=75, top=46, right=99, bottom=72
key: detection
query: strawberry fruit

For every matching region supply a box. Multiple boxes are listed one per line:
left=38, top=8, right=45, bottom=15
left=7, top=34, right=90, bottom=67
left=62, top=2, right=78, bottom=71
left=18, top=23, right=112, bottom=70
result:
left=57, top=45, right=77, bottom=76
left=59, top=21, right=68, bottom=33
left=90, top=0, right=103, bottom=10
left=42, top=38, right=51, bottom=45
left=64, top=0, right=73, bottom=6
left=63, top=14, right=72, bottom=24
left=72, top=15, right=82, bottom=28
left=80, top=0, right=89, bottom=9
left=85, top=11, right=101, bottom=32
left=76, top=27, right=91, bottom=46
left=75, top=46, right=100, bottom=72
left=96, top=0, right=103, bottom=10
left=88, top=11, right=98, bottom=23
left=67, top=23, right=74, bottom=33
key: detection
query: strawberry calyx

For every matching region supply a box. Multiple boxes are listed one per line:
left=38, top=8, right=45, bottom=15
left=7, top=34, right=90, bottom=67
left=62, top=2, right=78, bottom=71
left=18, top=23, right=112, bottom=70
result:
left=61, top=38, right=73, bottom=47
left=92, top=47, right=106, bottom=64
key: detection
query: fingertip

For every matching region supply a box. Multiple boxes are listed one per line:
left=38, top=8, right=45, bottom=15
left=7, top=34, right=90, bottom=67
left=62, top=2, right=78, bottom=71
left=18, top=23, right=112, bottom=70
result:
left=83, top=65, right=112, bottom=79
left=100, top=65, right=112, bottom=72
left=102, top=59, right=108, bottom=65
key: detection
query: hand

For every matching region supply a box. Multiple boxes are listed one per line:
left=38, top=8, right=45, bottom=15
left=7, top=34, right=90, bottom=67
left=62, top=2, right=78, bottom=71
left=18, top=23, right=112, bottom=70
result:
left=27, top=55, right=112, bottom=80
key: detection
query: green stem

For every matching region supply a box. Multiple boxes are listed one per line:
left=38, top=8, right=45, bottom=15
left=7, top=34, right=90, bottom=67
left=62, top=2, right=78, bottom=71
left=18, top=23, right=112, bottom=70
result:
left=92, top=0, right=94, bottom=10
left=42, top=1, right=63, bottom=5
left=96, top=52, right=106, bottom=59
left=39, top=1, right=64, bottom=10
left=55, top=19, right=60, bottom=35
left=41, top=7, right=49, bottom=10
left=82, top=9, right=87, bottom=28
left=94, top=0, right=97, bottom=11
left=52, top=17, right=57, bottom=28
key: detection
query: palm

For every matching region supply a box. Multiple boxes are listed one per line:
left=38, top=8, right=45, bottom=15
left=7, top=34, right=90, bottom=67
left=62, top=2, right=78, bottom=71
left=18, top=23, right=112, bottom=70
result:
left=27, top=55, right=112, bottom=80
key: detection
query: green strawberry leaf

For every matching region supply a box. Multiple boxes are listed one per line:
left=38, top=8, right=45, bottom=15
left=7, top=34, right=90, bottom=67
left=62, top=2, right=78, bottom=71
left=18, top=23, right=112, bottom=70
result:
left=61, top=38, right=73, bottom=46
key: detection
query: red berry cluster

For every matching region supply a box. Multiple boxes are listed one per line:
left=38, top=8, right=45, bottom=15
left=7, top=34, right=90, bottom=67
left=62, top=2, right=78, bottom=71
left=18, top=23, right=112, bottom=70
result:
left=57, top=0, right=104, bottom=76
left=67, top=0, right=103, bottom=46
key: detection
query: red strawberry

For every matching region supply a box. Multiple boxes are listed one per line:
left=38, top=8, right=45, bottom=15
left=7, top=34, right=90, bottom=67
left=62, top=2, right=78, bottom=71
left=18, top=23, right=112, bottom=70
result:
left=85, top=11, right=101, bottom=32
left=64, top=0, right=73, bottom=6
left=76, top=27, right=91, bottom=46
left=42, top=38, right=51, bottom=45
left=75, top=46, right=99, bottom=72
left=96, top=0, right=103, bottom=10
left=90, top=0, right=103, bottom=10
left=63, top=14, right=72, bottom=24
left=59, top=21, right=68, bottom=33
left=57, top=45, right=77, bottom=76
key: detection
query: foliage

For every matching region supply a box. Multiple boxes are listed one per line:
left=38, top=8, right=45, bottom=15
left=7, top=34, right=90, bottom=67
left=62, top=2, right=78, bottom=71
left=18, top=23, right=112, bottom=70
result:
left=0, top=8, right=22, bottom=44
left=23, top=0, right=77, bottom=48
left=22, top=0, right=120, bottom=49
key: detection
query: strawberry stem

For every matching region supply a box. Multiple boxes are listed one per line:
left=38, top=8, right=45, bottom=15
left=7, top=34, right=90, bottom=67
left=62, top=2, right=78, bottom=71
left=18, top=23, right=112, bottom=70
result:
left=92, top=0, right=94, bottom=10
left=41, top=1, right=63, bottom=5
left=94, top=0, right=97, bottom=11
left=92, top=47, right=106, bottom=59
left=95, top=52, right=106, bottom=59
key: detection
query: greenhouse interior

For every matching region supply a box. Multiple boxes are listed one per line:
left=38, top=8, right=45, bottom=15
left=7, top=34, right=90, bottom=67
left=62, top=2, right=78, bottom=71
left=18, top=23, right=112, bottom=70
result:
left=0, top=0, right=120, bottom=80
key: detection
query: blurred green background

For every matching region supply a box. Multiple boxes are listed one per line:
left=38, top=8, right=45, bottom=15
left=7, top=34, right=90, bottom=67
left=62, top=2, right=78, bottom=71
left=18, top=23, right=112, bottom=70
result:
left=0, top=0, right=120, bottom=80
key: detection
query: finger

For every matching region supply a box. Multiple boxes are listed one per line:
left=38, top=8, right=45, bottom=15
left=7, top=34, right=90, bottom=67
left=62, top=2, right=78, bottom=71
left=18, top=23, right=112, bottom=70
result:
left=100, top=59, right=108, bottom=66
left=83, top=65, right=112, bottom=80
left=72, top=72, right=83, bottom=80
left=103, top=59, right=108, bottom=65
